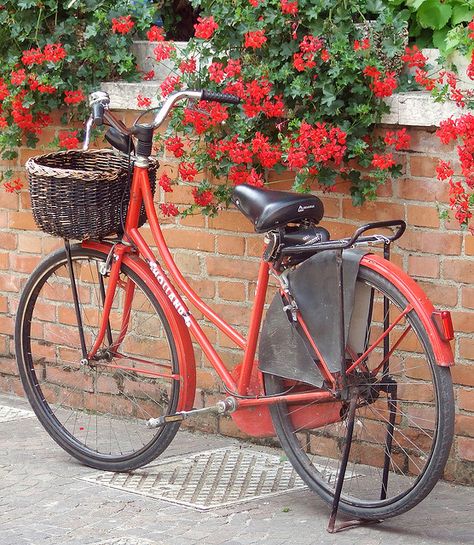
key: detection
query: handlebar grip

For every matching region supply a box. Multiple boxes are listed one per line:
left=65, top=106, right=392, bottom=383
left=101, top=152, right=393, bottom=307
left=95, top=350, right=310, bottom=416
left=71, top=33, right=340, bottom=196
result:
left=92, top=102, right=105, bottom=126
left=201, top=90, right=240, bottom=104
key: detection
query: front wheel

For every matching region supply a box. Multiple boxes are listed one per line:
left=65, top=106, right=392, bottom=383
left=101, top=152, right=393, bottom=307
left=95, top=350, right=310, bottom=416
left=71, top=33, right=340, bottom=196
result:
left=15, top=245, right=184, bottom=471
left=264, top=263, right=454, bottom=521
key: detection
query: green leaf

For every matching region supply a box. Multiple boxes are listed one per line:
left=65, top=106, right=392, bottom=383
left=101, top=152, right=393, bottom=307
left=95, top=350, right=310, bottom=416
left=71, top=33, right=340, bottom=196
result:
left=451, top=5, right=474, bottom=26
left=432, top=28, right=449, bottom=51
left=417, top=0, right=453, bottom=30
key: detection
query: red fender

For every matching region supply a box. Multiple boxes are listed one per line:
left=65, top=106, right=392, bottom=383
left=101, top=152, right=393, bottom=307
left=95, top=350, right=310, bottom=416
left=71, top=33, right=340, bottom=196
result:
left=361, top=254, right=454, bottom=366
left=82, top=240, right=196, bottom=411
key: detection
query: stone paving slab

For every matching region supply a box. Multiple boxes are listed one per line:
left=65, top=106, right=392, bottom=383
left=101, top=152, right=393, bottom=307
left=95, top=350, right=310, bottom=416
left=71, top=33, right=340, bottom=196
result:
left=0, top=393, right=473, bottom=545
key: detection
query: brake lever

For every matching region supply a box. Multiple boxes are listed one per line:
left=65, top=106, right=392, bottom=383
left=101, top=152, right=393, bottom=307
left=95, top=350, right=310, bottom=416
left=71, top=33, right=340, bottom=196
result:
left=82, top=115, right=94, bottom=151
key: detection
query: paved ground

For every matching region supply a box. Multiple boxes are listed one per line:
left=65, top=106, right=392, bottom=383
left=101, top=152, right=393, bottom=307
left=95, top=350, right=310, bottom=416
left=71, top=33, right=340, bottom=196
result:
left=1, top=392, right=473, bottom=545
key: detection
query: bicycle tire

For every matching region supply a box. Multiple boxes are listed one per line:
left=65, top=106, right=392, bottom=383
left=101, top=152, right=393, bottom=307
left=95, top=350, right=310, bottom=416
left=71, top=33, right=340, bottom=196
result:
left=15, top=245, right=183, bottom=471
left=264, top=263, right=454, bottom=520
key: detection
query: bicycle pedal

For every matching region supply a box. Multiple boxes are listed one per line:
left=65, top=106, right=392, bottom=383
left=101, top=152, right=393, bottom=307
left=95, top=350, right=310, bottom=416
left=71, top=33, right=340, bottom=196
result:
left=146, top=398, right=237, bottom=429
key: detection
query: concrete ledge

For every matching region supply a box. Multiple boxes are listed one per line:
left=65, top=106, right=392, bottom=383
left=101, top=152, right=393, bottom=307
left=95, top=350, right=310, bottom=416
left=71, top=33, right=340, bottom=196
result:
left=101, top=82, right=464, bottom=128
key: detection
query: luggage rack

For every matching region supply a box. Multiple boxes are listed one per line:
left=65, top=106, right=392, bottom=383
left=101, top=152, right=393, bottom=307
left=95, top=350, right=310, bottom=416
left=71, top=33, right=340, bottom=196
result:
left=281, top=219, right=406, bottom=258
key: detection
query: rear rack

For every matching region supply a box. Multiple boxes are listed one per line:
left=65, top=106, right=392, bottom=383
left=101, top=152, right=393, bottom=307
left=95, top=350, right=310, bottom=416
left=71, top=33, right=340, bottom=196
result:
left=281, top=220, right=406, bottom=258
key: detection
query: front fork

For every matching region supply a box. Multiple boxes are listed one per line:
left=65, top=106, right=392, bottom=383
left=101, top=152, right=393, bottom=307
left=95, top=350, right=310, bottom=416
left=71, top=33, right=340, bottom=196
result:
left=65, top=241, right=131, bottom=363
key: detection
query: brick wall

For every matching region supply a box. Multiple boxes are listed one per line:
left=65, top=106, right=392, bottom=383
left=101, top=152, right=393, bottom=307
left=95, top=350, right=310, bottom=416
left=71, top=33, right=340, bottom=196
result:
left=0, top=111, right=473, bottom=484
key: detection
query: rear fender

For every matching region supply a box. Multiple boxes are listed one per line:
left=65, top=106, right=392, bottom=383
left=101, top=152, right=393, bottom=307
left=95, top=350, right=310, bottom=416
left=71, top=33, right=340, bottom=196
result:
left=82, top=240, right=196, bottom=410
left=362, top=254, right=454, bottom=366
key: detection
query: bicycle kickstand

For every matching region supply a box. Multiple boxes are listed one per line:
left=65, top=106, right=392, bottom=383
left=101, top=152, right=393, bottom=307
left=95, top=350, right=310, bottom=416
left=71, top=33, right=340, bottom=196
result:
left=326, top=388, right=381, bottom=533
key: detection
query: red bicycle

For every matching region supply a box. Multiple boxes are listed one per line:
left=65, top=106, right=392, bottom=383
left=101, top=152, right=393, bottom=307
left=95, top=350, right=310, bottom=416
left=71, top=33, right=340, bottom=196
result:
left=15, top=90, right=455, bottom=531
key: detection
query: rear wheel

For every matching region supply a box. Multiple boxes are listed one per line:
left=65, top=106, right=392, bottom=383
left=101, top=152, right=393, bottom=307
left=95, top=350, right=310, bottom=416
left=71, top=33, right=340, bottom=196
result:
left=264, top=264, right=454, bottom=520
left=15, top=245, right=183, bottom=471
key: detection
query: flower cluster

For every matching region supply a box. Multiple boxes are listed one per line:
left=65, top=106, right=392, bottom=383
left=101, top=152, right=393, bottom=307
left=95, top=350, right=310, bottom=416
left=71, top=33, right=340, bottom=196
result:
left=151, top=0, right=409, bottom=214
left=0, top=0, right=158, bottom=191
left=435, top=115, right=474, bottom=226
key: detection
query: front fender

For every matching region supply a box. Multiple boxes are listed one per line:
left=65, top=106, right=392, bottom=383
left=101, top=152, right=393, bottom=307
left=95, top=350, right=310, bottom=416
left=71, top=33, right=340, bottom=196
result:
left=362, top=254, right=454, bottom=367
left=82, top=240, right=196, bottom=411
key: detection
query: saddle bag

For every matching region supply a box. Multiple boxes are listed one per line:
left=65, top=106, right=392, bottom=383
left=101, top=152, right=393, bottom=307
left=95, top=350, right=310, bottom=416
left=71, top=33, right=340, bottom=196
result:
left=259, top=249, right=372, bottom=386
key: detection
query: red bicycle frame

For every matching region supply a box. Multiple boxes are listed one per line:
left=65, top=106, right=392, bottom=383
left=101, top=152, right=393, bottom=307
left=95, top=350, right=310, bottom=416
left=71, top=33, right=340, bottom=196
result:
left=82, top=163, right=454, bottom=431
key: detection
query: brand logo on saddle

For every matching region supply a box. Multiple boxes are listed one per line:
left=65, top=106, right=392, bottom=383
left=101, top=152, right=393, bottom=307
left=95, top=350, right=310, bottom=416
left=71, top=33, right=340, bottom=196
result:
left=148, top=260, right=192, bottom=327
left=297, top=204, right=315, bottom=212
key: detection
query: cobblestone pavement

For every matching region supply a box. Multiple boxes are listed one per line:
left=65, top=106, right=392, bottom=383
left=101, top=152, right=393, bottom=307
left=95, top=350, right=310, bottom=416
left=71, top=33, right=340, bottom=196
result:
left=1, top=393, right=472, bottom=545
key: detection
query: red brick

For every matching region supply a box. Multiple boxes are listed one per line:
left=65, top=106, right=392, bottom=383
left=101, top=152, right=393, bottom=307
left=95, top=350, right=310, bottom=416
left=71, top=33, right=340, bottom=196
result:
left=459, top=337, right=474, bottom=360
left=246, top=237, right=265, bottom=258
left=407, top=255, right=439, bottom=279
left=451, top=311, right=474, bottom=334
left=208, top=210, right=254, bottom=233
left=458, top=436, right=474, bottom=461
left=164, top=184, right=194, bottom=205
left=417, top=281, right=458, bottom=307
left=163, top=228, right=214, bottom=252
left=458, top=389, right=474, bottom=412
left=212, top=302, right=249, bottom=326
left=342, top=200, right=404, bottom=222
left=0, top=191, right=19, bottom=210
left=451, top=365, right=474, bottom=387
left=9, top=254, right=41, bottom=274
left=206, top=256, right=260, bottom=280
left=217, top=235, right=245, bottom=256
left=218, top=281, right=246, bottom=302
left=465, top=235, right=474, bottom=256
left=409, top=155, right=439, bottom=177
left=179, top=213, right=206, bottom=228
left=18, top=233, right=43, bottom=253
left=398, top=178, right=449, bottom=202
left=455, top=414, right=474, bottom=437
left=443, top=259, right=474, bottom=284
left=0, top=232, right=18, bottom=250
left=9, top=211, right=37, bottom=231
left=408, top=129, right=455, bottom=153
left=320, top=196, right=340, bottom=218
left=189, top=278, right=215, bottom=299
left=172, top=252, right=200, bottom=274
left=462, top=286, right=474, bottom=310
left=398, top=231, right=461, bottom=255
left=407, top=205, right=440, bottom=228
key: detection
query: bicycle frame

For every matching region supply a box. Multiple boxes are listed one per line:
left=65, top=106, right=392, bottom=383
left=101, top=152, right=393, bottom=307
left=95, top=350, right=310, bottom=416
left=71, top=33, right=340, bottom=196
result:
left=81, top=162, right=454, bottom=420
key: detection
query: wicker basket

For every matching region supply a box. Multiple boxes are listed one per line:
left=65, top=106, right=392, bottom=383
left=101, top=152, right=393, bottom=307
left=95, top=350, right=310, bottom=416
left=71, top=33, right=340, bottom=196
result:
left=26, top=149, right=158, bottom=240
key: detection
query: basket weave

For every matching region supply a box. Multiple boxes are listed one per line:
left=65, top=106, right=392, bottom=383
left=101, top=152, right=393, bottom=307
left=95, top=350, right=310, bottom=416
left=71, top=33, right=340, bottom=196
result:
left=26, top=149, right=157, bottom=240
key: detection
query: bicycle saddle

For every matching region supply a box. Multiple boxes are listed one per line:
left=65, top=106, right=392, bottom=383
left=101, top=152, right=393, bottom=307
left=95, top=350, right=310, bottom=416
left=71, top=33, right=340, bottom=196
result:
left=231, top=184, right=324, bottom=233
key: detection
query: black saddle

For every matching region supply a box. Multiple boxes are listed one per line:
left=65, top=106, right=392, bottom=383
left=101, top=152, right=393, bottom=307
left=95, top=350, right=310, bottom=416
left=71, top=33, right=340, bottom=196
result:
left=231, top=184, right=324, bottom=233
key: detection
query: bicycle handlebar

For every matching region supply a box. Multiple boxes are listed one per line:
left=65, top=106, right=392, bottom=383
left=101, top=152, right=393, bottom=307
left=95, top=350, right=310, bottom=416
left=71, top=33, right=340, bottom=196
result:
left=83, top=89, right=241, bottom=150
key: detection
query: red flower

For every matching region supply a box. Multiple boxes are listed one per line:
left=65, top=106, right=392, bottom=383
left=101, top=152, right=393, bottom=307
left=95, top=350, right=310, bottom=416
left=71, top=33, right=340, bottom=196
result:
left=4, top=178, right=23, bottom=193
left=401, top=45, right=427, bottom=69
left=165, top=136, right=184, bottom=157
left=467, top=17, right=474, bottom=39
left=158, top=174, right=173, bottom=192
left=22, top=47, right=44, bottom=66
left=353, top=38, right=370, bottom=51
left=247, top=168, right=264, bottom=187
left=225, top=59, right=241, bottom=77
left=59, top=130, right=80, bottom=150
left=467, top=52, right=474, bottom=81
left=37, top=84, right=56, bottom=94
left=371, top=153, right=395, bottom=170
left=112, top=15, right=135, bottom=35
left=320, top=49, right=330, bottom=62
left=209, top=62, right=225, bottom=83
left=137, top=94, right=152, bottom=108
left=192, top=187, right=213, bottom=206
left=154, top=42, right=175, bottom=61
left=159, top=203, right=179, bottom=217
left=363, top=65, right=381, bottom=79
left=300, top=35, right=323, bottom=53
left=280, top=0, right=298, bottom=15
left=147, top=26, right=165, bottom=42
left=436, top=160, right=454, bottom=181
left=248, top=0, right=260, bottom=6
left=0, top=117, right=7, bottom=128
left=178, top=161, right=198, bottom=181
left=179, top=59, right=197, bottom=74
left=0, top=79, right=9, bottom=101
left=143, top=70, right=155, bottom=80
left=64, top=90, right=85, bottom=105
left=160, top=75, right=181, bottom=97
left=415, top=69, right=435, bottom=91
left=384, top=128, right=411, bottom=150
left=436, top=118, right=458, bottom=144
left=11, top=69, right=26, bottom=86
left=244, top=30, right=267, bottom=49
left=194, top=16, right=218, bottom=40
left=43, top=43, right=67, bottom=63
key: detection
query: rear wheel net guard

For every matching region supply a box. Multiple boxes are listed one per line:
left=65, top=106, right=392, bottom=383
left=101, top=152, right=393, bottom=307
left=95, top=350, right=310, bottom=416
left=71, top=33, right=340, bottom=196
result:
left=259, top=249, right=370, bottom=384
